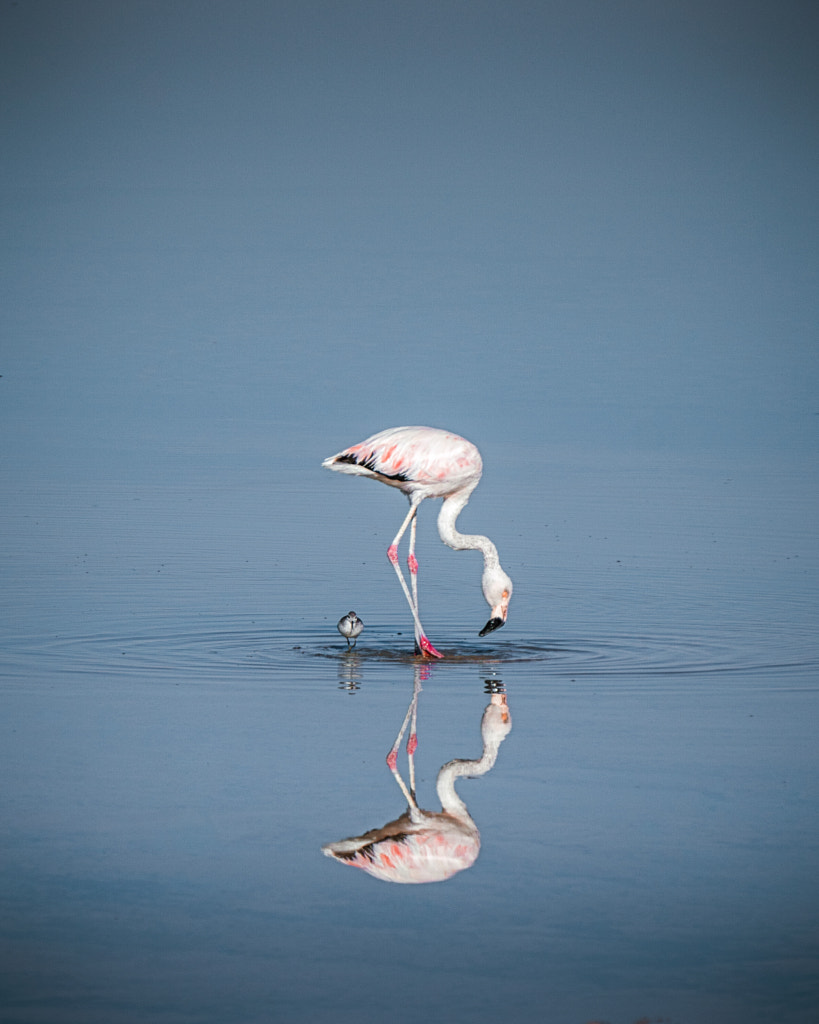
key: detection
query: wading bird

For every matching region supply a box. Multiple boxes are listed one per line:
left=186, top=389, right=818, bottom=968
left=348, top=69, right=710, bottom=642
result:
left=337, top=611, right=363, bottom=648
left=322, top=426, right=512, bottom=657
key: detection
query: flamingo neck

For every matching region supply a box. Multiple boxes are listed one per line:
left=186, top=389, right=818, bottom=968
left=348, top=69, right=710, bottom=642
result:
left=435, top=732, right=505, bottom=818
left=437, top=490, right=500, bottom=570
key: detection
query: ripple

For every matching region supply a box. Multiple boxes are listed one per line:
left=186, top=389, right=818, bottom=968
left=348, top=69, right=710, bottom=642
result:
left=1, top=620, right=816, bottom=687
left=311, top=627, right=819, bottom=680
left=0, top=624, right=306, bottom=683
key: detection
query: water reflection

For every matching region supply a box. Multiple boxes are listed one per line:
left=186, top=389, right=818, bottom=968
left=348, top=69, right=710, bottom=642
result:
left=322, top=668, right=512, bottom=883
left=336, top=648, right=364, bottom=692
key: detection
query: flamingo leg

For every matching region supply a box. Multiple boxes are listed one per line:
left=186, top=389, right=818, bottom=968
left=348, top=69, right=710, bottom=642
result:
left=407, top=667, right=419, bottom=796
left=408, top=515, right=419, bottom=614
left=385, top=674, right=422, bottom=810
left=407, top=516, right=425, bottom=656
left=387, top=501, right=442, bottom=658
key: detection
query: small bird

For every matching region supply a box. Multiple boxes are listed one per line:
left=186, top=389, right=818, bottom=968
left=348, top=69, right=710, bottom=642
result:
left=323, top=426, right=512, bottom=658
left=337, top=611, right=364, bottom=648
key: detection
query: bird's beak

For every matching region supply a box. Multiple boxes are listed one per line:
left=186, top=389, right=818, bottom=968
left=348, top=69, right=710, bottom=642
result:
left=479, top=616, right=505, bottom=636
left=479, top=590, right=510, bottom=637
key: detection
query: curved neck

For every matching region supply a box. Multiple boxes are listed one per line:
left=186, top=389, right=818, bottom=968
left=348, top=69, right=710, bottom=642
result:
left=437, top=490, right=499, bottom=569
left=435, top=730, right=505, bottom=819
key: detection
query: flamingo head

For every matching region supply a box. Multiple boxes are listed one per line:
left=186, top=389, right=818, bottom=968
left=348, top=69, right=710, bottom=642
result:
left=479, top=567, right=512, bottom=636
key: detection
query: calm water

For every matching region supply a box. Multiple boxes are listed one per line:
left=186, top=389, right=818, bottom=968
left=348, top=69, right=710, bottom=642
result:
left=3, top=3, right=819, bottom=1022
left=1, top=448, right=817, bottom=1024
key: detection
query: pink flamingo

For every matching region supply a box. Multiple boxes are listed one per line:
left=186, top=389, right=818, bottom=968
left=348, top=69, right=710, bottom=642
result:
left=322, top=672, right=512, bottom=884
left=322, top=426, right=513, bottom=657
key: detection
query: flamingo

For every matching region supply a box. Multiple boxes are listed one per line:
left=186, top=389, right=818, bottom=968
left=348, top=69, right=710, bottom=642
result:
left=322, top=426, right=513, bottom=657
left=322, top=671, right=512, bottom=883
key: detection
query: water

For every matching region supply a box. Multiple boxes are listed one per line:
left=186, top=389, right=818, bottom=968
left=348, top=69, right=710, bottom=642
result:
left=2, top=449, right=817, bottom=1024
left=2, top=3, right=819, bottom=1022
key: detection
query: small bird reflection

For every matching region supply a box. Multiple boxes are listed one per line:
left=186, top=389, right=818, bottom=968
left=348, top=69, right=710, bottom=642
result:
left=337, top=649, right=362, bottom=693
left=322, top=669, right=512, bottom=883
left=337, top=611, right=363, bottom=648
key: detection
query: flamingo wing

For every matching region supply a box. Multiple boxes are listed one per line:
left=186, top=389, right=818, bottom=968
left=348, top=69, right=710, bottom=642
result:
left=324, top=426, right=481, bottom=494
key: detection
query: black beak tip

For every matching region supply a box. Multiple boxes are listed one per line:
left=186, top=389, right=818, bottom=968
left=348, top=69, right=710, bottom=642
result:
left=479, top=616, right=505, bottom=637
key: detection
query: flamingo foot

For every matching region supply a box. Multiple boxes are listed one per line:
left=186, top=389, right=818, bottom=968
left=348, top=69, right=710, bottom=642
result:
left=418, top=636, right=443, bottom=659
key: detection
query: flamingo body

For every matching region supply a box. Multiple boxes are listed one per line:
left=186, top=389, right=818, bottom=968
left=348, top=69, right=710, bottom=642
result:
left=323, top=427, right=512, bottom=656
left=326, top=426, right=482, bottom=498
left=323, top=816, right=480, bottom=884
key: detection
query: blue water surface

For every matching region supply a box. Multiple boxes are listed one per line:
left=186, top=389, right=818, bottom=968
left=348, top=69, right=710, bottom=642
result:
left=1, top=4, right=818, bottom=1023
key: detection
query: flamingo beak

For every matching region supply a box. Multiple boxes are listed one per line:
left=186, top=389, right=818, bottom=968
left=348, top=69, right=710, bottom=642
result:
left=479, top=590, right=510, bottom=637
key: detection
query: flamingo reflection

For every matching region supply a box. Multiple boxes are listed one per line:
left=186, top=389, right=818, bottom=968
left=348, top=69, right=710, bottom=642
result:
left=322, top=671, right=512, bottom=883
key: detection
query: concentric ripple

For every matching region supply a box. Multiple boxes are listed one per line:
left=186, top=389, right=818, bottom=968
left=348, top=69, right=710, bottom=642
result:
left=1, top=619, right=816, bottom=686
